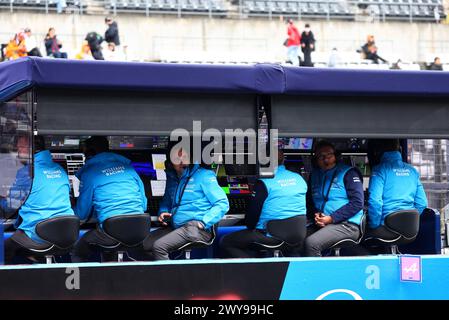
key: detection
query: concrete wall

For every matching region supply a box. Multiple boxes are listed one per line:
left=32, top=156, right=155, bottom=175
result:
left=1, top=11, right=449, bottom=62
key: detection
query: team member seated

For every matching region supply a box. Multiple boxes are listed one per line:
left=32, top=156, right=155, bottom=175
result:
left=304, top=141, right=364, bottom=257
left=4, top=136, right=75, bottom=264
left=220, top=150, right=307, bottom=258
left=71, top=136, right=147, bottom=262
left=157, top=158, right=182, bottom=220
left=362, top=139, right=428, bottom=251
left=143, top=145, right=229, bottom=260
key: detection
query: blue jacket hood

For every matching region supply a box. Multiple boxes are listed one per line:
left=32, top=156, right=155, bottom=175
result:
left=381, top=151, right=402, bottom=162
left=368, top=151, right=428, bottom=228
left=35, top=150, right=53, bottom=164
left=76, top=152, right=131, bottom=178
left=74, top=151, right=147, bottom=225
left=171, top=165, right=229, bottom=229
left=18, top=150, right=74, bottom=243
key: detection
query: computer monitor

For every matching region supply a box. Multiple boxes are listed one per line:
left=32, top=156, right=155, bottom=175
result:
left=223, top=176, right=251, bottom=195
left=130, top=162, right=156, bottom=178
left=279, top=137, right=313, bottom=150
left=46, top=135, right=86, bottom=150
left=324, top=138, right=369, bottom=153
left=121, top=150, right=164, bottom=197
left=109, top=135, right=169, bottom=150
left=224, top=163, right=257, bottom=176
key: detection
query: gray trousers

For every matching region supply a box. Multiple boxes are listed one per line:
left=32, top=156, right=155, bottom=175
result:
left=304, top=222, right=360, bottom=257
left=143, top=220, right=212, bottom=260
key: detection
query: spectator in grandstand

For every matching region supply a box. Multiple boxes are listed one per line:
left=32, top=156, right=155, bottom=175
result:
left=300, top=23, right=315, bottom=67
left=71, top=136, right=147, bottom=262
left=357, top=35, right=388, bottom=64
left=429, top=57, right=443, bottom=70
left=143, top=144, right=229, bottom=260
left=75, top=40, right=94, bottom=60
left=358, top=34, right=375, bottom=59
left=361, top=139, right=428, bottom=251
left=104, top=17, right=120, bottom=47
left=366, top=45, right=387, bottom=64
left=104, top=42, right=123, bottom=61
left=1, top=43, right=6, bottom=61
left=303, top=140, right=364, bottom=257
left=4, top=33, right=27, bottom=60
left=85, top=31, right=104, bottom=60
left=285, top=19, right=301, bottom=66
left=434, top=6, right=441, bottom=23
left=220, top=150, right=307, bottom=258
left=328, top=47, right=341, bottom=68
left=44, top=28, right=67, bottom=59
left=23, top=28, right=42, bottom=57
left=57, top=0, right=67, bottom=13
left=4, top=136, right=75, bottom=264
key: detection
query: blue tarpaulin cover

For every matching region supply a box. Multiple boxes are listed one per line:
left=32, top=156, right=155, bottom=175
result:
left=0, top=57, right=448, bottom=102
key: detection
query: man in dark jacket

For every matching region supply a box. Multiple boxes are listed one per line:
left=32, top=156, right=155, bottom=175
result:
left=429, top=57, right=443, bottom=71
left=85, top=31, right=104, bottom=60
left=300, top=24, right=315, bottom=67
left=304, top=141, right=364, bottom=257
left=105, top=17, right=120, bottom=46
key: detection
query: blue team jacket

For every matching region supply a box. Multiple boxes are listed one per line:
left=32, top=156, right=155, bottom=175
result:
left=257, top=165, right=307, bottom=230
left=311, top=163, right=364, bottom=225
left=171, top=164, right=229, bottom=230
left=1, top=161, right=32, bottom=214
left=368, top=151, right=428, bottom=229
left=17, top=150, right=75, bottom=243
left=75, top=152, right=147, bottom=226
left=158, top=168, right=179, bottom=215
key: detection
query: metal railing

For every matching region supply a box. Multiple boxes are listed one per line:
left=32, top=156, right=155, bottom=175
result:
left=409, top=139, right=449, bottom=235
left=108, top=0, right=227, bottom=18
left=0, top=0, right=85, bottom=14
left=0, top=0, right=444, bottom=21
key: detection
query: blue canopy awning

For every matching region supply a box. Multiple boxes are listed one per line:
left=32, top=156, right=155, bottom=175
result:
left=1, top=57, right=449, bottom=102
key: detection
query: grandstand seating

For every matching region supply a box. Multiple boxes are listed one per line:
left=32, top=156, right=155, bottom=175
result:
left=103, top=0, right=447, bottom=21
left=240, top=0, right=444, bottom=21
left=0, top=0, right=444, bottom=22
left=0, top=0, right=86, bottom=11
left=107, top=0, right=227, bottom=14
left=242, top=0, right=354, bottom=18
left=355, top=0, right=446, bottom=21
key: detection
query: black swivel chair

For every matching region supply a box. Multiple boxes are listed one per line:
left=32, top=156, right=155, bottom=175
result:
left=28, top=215, right=80, bottom=264
left=100, top=213, right=151, bottom=262
left=330, top=212, right=367, bottom=256
left=175, top=224, right=218, bottom=260
left=364, top=209, right=420, bottom=254
left=251, top=215, right=307, bottom=257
